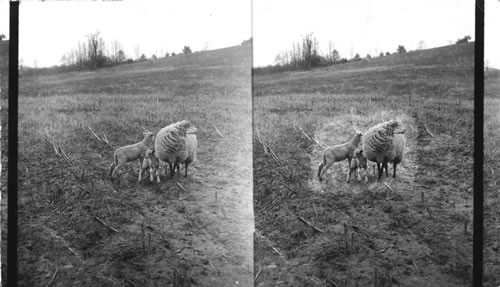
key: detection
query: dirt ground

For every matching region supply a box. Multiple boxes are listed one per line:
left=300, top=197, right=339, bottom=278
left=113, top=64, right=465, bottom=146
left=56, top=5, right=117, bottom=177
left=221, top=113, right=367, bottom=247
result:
left=253, top=44, right=474, bottom=286
left=1, top=44, right=254, bottom=286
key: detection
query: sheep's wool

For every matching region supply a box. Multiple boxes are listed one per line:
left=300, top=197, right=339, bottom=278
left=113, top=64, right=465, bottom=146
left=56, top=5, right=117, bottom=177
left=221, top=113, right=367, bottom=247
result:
left=155, top=120, right=193, bottom=164
left=362, top=121, right=399, bottom=163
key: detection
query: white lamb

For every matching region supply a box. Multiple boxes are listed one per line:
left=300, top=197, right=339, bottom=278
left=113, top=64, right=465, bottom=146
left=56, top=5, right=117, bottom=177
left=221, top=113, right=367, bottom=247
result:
left=142, top=149, right=161, bottom=183
left=350, top=148, right=369, bottom=183
left=318, top=129, right=363, bottom=182
left=109, top=130, right=155, bottom=182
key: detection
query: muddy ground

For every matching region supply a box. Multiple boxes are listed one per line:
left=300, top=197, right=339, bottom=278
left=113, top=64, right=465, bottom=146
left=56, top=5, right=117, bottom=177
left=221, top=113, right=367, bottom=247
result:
left=253, top=44, right=474, bottom=286
left=1, top=44, right=254, bottom=286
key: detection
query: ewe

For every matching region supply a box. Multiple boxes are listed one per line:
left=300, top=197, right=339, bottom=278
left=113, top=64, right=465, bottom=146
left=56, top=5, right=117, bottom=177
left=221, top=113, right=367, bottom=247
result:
left=109, top=131, right=155, bottom=182
left=173, top=133, right=197, bottom=177
left=155, top=120, right=198, bottom=178
left=318, top=129, right=363, bottom=182
left=362, top=120, right=406, bottom=181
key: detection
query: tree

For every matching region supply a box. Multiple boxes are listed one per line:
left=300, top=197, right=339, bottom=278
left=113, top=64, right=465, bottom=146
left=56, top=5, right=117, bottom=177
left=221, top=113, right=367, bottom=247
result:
left=326, top=41, right=340, bottom=64
left=379, top=52, right=384, bottom=57
left=366, top=54, right=372, bottom=59
left=140, top=54, right=147, bottom=61
left=117, top=50, right=126, bottom=63
left=171, top=52, right=176, bottom=56
left=397, top=45, right=406, bottom=53
left=0, top=34, right=5, bottom=41
left=183, top=46, right=192, bottom=54
left=386, top=52, right=391, bottom=56
left=353, top=53, right=361, bottom=61
left=417, top=40, right=425, bottom=50
left=151, top=54, right=157, bottom=60
left=456, top=35, right=471, bottom=44
left=165, top=52, right=170, bottom=57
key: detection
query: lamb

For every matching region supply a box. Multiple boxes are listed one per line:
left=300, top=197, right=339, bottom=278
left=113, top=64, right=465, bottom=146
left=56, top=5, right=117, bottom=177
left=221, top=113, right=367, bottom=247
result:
left=173, top=133, right=197, bottom=177
left=317, top=129, right=363, bottom=182
left=349, top=148, right=369, bottom=183
left=155, top=120, right=198, bottom=178
left=142, top=149, right=161, bottom=183
left=362, top=120, right=406, bottom=181
left=109, top=130, right=155, bottom=182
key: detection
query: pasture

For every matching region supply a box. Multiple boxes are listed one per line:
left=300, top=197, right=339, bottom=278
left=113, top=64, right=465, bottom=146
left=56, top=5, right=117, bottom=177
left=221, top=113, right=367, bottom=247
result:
left=253, top=43, right=474, bottom=286
left=1, top=44, right=254, bottom=286
left=484, top=68, right=500, bottom=286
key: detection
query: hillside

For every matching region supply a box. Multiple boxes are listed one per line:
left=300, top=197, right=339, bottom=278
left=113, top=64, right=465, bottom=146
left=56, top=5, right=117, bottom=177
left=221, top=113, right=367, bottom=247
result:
left=253, top=42, right=474, bottom=286
left=4, top=42, right=254, bottom=286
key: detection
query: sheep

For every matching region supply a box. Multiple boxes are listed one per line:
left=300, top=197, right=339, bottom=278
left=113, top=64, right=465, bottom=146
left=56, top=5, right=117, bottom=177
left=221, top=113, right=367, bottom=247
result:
left=317, top=129, right=363, bottom=182
left=142, top=149, right=161, bottom=183
left=173, top=133, right=197, bottom=177
left=109, top=130, right=155, bottom=182
left=362, top=120, right=406, bottom=181
left=379, top=133, right=405, bottom=178
left=155, top=120, right=198, bottom=178
left=349, top=148, right=369, bottom=183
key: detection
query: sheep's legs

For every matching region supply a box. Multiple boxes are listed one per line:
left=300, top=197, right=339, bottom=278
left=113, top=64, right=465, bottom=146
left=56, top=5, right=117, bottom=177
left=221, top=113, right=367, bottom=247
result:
left=138, top=159, right=144, bottom=182
left=318, top=161, right=334, bottom=182
left=318, top=162, right=325, bottom=181
left=156, top=169, right=161, bottom=183
left=184, top=162, right=189, bottom=178
left=393, top=163, right=397, bottom=178
left=376, top=163, right=383, bottom=181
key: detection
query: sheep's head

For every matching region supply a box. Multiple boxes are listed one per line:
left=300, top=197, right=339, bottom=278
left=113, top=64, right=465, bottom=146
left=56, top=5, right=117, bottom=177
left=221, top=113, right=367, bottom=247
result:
left=353, top=148, right=363, bottom=158
left=383, top=120, right=406, bottom=135
left=178, top=120, right=198, bottom=134
left=142, top=131, right=155, bottom=143
left=145, top=149, right=155, bottom=158
left=351, top=127, right=363, bottom=145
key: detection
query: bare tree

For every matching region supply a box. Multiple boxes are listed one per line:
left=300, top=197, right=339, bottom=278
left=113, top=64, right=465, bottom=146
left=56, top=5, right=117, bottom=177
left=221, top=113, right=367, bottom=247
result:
left=417, top=40, right=426, bottom=50
left=0, top=34, right=5, bottom=41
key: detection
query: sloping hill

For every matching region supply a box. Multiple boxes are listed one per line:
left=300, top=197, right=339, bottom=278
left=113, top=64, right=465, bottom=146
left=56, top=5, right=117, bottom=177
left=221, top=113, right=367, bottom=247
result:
left=253, top=42, right=474, bottom=286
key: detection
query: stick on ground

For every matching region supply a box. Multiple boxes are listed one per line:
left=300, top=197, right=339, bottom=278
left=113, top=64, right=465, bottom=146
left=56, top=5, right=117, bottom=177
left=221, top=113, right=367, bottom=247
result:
left=94, top=216, right=119, bottom=233
left=298, top=216, right=324, bottom=233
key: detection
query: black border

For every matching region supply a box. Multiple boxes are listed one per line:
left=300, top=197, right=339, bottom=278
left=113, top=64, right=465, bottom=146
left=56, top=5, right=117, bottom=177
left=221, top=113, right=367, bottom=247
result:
left=473, top=0, right=484, bottom=286
left=7, top=1, right=19, bottom=287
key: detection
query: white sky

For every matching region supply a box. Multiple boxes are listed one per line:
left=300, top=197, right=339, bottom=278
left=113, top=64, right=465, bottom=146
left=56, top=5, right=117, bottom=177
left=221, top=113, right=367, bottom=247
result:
left=0, top=0, right=251, bottom=67
left=0, top=1, right=498, bottom=68
left=253, top=0, right=479, bottom=67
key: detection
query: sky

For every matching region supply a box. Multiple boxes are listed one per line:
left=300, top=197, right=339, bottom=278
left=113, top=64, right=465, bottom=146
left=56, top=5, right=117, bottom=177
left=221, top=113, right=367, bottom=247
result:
left=253, top=0, right=481, bottom=67
left=0, top=0, right=251, bottom=68
left=0, top=0, right=498, bottom=68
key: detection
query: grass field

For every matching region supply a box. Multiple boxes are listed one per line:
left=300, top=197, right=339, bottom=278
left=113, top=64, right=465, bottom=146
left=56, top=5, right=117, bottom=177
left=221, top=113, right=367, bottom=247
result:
left=253, top=43, right=474, bottom=286
left=484, top=68, right=500, bottom=286
left=1, top=44, right=254, bottom=286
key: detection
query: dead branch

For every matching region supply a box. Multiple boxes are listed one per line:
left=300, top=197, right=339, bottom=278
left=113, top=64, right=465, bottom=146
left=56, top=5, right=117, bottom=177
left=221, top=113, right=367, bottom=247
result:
left=212, top=124, right=224, bottom=137
left=255, top=266, right=262, bottom=281
left=423, top=123, right=435, bottom=137
left=311, top=134, right=326, bottom=150
left=46, top=268, right=58, bottom=287
left=94, top=216, right=119, bottom=233
left=176, top=182, right=187, bottom=192
left=88, top=126, right=102, bottom=141
left=383, top=182, right=394, bottom=193
left=298, top=216, right=324, bottom=233
left=428, top=222, right=441, bottom=232
left=208, top=259, right=215, bottom=271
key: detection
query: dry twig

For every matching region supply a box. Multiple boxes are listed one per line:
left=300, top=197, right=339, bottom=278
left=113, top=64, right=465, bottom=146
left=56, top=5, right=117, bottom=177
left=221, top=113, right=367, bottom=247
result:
left=94, top=216, right=119, bottom=233
left=298, top=216, right=324, bottom=233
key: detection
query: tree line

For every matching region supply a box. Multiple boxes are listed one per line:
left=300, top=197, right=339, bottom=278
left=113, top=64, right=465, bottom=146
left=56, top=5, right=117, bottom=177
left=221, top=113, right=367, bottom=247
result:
left=60, top=31, right=193, bottom=70
left=268, top=33, right=472, bottom=73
